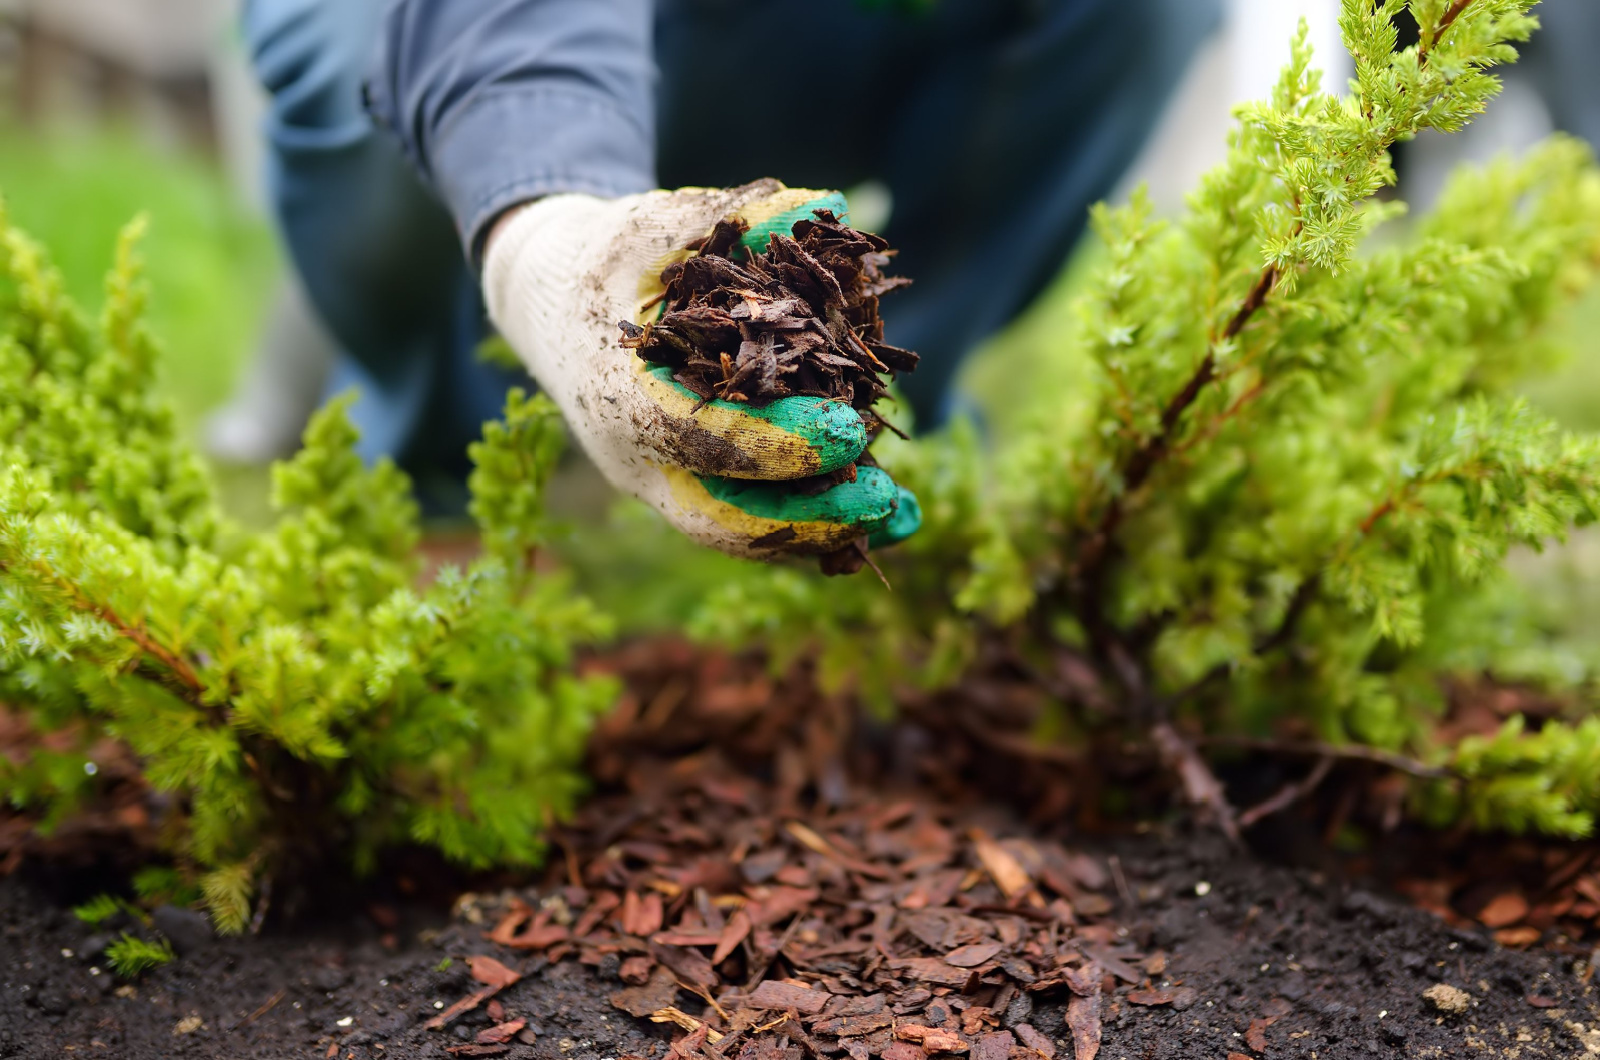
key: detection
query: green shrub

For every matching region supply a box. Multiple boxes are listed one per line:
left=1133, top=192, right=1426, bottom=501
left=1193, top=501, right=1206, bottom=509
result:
left=0, top=209, right=615, bottom=931
left=694, top=1, right=1600, bottom=836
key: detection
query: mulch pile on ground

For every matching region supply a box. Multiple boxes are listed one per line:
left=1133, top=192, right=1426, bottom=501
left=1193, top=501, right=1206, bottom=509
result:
left=619, top=211, right=916, bottom=412
left=452, top=735, right=1130, bottom=1060
left=3, top=639, right=1599, bottom=1059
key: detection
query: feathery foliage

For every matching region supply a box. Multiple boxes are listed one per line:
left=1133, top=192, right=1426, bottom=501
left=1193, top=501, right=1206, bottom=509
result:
left=103, top=933, right=175, bottom=978
left=691, top=1, right=1600, bottom=836
left=0, top=208, right=615, bottom=931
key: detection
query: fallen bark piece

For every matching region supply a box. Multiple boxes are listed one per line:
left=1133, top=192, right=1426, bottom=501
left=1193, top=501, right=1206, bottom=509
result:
left=505, top=922, right=569, bottom=950
left=891, top=957, right=982, bottom=987
left=650, top=1006, right=726, bottom=1043
left=1124, top=990, right=1175, bottom=1007
left=621, top=210, right=915, bottom=411
left=1012, top=1025, right=1055, bottom=1058
left=446, top=1045, right=511, bottom=1058
left=973, top=1030, right=1016, bottom=1060
left=478, top=1019, right=527, bottom=1045
left=916, top=1029, right=970, bottom=1054
left=468, top=955, right=522, bottom=990
left=485, top=907, right=531, bottom=945
left=652, top=941, right=718, bottom=988
left=1244, top=1017, right=1272, bottom=1053
left=612, top=967, right=685, bottom=1018
left=619, top=955, right=655, bottom=985
left=745, top=979, right=831, bottom=1014
left=883, top=1043, right=929, bottom=1060
left=814, top=1012, right=894, bottom=1037
left=1064, top=992, right=1101, bottom=1060
left=1477, top=891, right=1530, bottom=929
left=944, top=942, right=1004, bottom=968
left=712, top=909, right=752, bottom=965
left=972, top=833, right=1032, bottom=899
left=426, top=987, right=499, bottom=1031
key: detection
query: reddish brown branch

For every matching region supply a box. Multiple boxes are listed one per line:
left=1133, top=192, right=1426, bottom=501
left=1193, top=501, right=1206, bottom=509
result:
left=1423, top=0, right=1476, bottom=61
left=6, top=556, right=206, bottom=697
left=1237, top=755, right=1334, bottom=829
left=1072, top=264, right=1281, bottom=584
left=1199, top=734, right=1449, bottom=780
left=1152, top=720, right=1241, bottom=843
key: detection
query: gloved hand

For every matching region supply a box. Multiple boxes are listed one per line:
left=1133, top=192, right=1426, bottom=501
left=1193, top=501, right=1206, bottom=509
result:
left=483, top=179, right=920, bottom=560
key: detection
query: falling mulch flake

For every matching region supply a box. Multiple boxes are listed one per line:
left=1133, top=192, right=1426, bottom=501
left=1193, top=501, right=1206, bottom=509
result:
left=447, top=717, right=1138, bottom=1060
left=620, top=210, right=917, bottom=412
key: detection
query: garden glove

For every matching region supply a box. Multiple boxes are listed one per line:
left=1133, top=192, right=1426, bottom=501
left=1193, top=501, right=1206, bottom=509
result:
left=483, top=179, right=921, bottom=560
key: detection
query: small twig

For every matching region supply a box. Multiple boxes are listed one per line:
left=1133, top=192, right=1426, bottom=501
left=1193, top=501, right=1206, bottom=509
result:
left=1238, top=755, right=1335, bottom=829
left=1422, top=0, right=1475, bottom=61
left=1107, top=855, right=1136, bottom=910
left=1200, top=734, right=1449, bottom=779
left=249, top=874, right=273, bottom=936
left=230, top=987, right=286, bottom=1031
left=1152, top=720, right=1240, bottom=843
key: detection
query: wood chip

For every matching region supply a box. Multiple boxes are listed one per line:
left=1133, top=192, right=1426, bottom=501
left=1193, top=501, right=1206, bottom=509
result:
left=485, top=907, right=531, bottom=945
left=505, top=923, right=569, bottom=950
left=649, top=1007, right=726, bottom=1043
left=972, top=1030, right=1015, bottom=1060
left=814, top=1013, right=894, bottom=1037
left=713, top=908, right=752, bottom=965
left=745, top=980, right=831, bottom=1015
left=971, top=832, right=1031, bottom=899
left=622, top=210, right=915, bottom=411
left=917, top=1029, right=970, bottom=1054
left=1065, top=992, right=1101, bottom=1060
left=1478, top=892, right=1530, bottom=929
left=468, top=956, right=521, bottom=990
left=944, top=942, right=1003, bottom=968
left=1013, top=1025, right=1055, bottom=1059
left=1245, top=1017, right=1271, bottom=1053
left=1125, top=990, right=1175, bottom=1007
left=611, top=967, right=684, bottom=1018
left=651, top=941, right=718, bottom=988
left=478, top=1019, right=527, bottom=1045
left=426, top=987, right=499, bottom=1031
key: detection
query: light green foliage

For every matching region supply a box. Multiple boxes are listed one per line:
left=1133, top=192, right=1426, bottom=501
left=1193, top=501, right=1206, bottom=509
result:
left=72, top=894, right=127, bottom=926
left=688, top=2, right=1600, bottom=836
left=104, top=933, right=175, bottom=978
left=0, top=209, right=615, bottom=929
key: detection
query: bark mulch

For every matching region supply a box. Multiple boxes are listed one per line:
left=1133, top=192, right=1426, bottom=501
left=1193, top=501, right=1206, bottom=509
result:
left=2, top=641, right=1599, bottom=1059
left=619, top=211, right=916, bottom=411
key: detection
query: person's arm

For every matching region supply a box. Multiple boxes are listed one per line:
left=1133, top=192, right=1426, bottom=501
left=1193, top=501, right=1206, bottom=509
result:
left=368, top=2, right=920, bottom=561
left=366, top=0, right=657, bottom=264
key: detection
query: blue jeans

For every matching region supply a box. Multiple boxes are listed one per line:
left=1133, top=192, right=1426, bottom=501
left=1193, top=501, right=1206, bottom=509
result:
left=243, top=0, right=1221, bottom=486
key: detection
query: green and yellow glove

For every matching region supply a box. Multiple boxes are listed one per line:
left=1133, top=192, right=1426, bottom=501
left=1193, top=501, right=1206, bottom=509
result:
left=483, top=180, right=919, bottom=560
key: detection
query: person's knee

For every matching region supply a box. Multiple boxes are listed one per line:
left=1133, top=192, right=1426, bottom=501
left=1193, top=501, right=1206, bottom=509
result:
left=242, top=0, right=380, bottom=135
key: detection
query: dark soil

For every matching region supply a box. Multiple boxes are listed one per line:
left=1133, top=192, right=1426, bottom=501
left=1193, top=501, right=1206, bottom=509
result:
left=3, top=643, right=1598, bottom=1060
left=3, top=832, right=1594, bottom=1059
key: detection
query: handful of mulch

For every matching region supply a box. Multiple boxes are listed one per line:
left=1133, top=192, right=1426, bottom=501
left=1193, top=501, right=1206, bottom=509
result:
left=619, top=210, right=917, bottom=411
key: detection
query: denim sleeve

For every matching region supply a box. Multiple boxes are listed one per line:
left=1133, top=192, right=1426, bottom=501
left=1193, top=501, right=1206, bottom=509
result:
left=367, top=0, right=658, bottom=262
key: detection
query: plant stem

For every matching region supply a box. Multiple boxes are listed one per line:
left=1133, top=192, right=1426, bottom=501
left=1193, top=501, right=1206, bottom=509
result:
left=1198, top=734, right=1450, bottom=779
left=1422, top=0, right=1476, bottom=62
left=6, top=556, right=205, bottom=698
left=1237, top=755, right=1334, bottom=829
